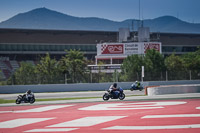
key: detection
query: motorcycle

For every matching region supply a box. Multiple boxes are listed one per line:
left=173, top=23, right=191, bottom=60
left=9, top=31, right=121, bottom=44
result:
left=103, top=87, right=125, bottom=101
left=130, top=83, right=144, bottom=91
left=16, top=94, right=35, bottom=104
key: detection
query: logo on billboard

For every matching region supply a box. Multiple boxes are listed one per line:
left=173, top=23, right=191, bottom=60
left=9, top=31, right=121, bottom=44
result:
left=101, top=44, right=123, bottom=54
left=144, top=43, right=160, bottom=53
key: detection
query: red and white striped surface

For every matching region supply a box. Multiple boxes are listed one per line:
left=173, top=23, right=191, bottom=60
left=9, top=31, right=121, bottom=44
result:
left=0, top=99, right=200, bottom=133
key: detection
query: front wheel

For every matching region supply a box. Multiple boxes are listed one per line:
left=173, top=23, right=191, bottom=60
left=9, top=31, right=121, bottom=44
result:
left=103, top=94, right=109, bottom=101
left=16, top=98, right=21, bottom=104
left=30, top=98, right=35, bottom=104
left=119, top=93, right=125, bottom=100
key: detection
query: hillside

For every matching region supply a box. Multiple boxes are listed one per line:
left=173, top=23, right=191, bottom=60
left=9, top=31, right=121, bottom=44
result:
left=0, top=7, right=200, bottom=33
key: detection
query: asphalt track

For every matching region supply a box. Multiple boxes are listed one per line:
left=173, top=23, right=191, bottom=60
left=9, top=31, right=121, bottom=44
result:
left=0, top=90, right=144, bottom=100
left=0, top=92, right=200, bottom=132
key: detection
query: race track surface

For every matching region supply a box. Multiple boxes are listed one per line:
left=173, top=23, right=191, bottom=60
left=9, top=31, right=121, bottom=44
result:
left=0, top=99, right=200, bottom=133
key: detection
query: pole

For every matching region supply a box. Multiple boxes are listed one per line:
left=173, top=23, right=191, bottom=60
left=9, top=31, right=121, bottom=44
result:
left=65, top=73, right=67, bottom=84
left=141, top=66, right=144, bottom=82
left=90, top=70, right=93, bottom=83
left=139, top=0, right=141, bottom=21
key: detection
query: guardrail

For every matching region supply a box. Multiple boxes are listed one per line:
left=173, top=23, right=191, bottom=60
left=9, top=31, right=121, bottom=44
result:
left=0, top=80, right=200, bottom=94
left=147, top=84, right=200, bottom=96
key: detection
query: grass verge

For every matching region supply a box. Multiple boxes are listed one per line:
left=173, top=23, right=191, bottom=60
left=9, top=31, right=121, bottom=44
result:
left=0, top=99, right=15, bottom=104
left=0, top=95, right=145, bottom=104
left=0, top=97, right=101, bottom=104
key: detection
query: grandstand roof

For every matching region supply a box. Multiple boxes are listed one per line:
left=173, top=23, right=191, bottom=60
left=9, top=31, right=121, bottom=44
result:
left=0, top=28, right=200, bottom=46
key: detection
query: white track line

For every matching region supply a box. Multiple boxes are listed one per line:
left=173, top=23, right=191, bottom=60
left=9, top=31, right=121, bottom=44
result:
left=142, top=114, right=200, bottom=119
left=24, top=128, right=78, bottom=132
left=16, top=105, right=74, bottom=113
left=48, top=116, right=126, bottom=127
left=0, top=105, right=74, bottom=113
left=103, top=124, right=200, bottom=130
left=0, top=118, right=54, bottom=128
left=79, top=102, right=186, bottom=110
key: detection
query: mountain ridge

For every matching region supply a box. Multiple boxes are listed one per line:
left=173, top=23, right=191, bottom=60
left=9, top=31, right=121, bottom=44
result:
left=0, top=7, right=200, bottom=33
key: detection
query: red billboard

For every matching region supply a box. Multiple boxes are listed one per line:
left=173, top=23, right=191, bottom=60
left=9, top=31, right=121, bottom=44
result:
left=101, top=44, right=124, bottom=54
left=144, top=43, right=160, bottom=53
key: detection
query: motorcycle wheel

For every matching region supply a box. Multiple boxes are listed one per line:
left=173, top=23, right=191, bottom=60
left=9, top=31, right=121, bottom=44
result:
left=30, top=98, right=35, bottom=104
left=16, top=98, right=21, bottom=104
left=119, top=93, right=125, bottom=100
left=139, top=87, right=143, bottom=91
left=103, top=94, right=109, bottom=101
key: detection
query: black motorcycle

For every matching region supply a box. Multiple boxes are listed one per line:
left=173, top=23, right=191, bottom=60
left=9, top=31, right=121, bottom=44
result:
left=130, top=83, right=144, bottom=91
left=16, top=94, right=35, bottom=104
left=103, top=87, right=125, bottom=101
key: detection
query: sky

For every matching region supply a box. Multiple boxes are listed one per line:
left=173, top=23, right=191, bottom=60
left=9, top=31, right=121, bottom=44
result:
left=0, top=0, right=200, bottom=23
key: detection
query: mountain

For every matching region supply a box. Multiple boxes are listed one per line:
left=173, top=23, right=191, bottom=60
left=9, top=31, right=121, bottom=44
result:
left=0, top=7, right=200, bottom=33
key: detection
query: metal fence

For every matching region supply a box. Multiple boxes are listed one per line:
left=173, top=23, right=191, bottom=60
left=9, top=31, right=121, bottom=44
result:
left=2, top=70, right=200, bottom=85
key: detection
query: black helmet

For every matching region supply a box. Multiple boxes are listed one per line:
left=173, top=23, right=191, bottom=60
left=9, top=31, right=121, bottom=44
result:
left=113, top=83, right=117, bottom=88
left=27, top=90, right=31, bottom=94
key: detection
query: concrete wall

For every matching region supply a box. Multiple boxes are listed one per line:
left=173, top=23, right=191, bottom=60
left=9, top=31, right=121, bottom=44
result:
left=0, top=80, right=199, bottom=94
left=0, top=82, right=135, bottom=94
left=147, top=84, right=200, bottom=96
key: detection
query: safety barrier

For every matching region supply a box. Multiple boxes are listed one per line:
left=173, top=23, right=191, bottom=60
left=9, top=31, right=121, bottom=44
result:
left=0, top=80, right=200, bottom=94
left=147, top=84, right=200, bottom=96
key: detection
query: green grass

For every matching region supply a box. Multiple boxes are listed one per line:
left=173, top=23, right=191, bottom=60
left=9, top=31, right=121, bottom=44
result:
left=0, top=95, right=146, bottom=104
left=0, top=99, right=15, bottom=104
left=0, top=97, right=101, bottom=104
left=36, top=97, right=101, bottom=102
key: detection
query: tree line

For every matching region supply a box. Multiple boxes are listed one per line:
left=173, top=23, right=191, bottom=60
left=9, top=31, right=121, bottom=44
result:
left=5, top=50, right=87, bottom=85
left=121, top=48, right=200, bottom=81
left=2, top=48, right=200, bottom=85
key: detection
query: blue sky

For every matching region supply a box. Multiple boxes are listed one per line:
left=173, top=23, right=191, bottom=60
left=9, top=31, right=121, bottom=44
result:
left=0, top=0, right=200, bottom=23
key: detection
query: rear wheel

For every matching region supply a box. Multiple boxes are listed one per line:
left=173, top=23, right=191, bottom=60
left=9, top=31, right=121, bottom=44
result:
left=139, top=87, right=143, bottom=91
left=103, top=94, right=109, bottom=101
left=119, top=93, right=125, bottom=100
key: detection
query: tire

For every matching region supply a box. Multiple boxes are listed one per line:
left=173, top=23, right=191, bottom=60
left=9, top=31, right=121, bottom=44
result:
left=16, top=98, right=21, bottom=104
left=30, top=98, right=35, bottom=104
left=103, top=94, right=109, bottom=101
left=119, top=93, right=125, bottom=100
left=139, top=87, right=143, bottom=91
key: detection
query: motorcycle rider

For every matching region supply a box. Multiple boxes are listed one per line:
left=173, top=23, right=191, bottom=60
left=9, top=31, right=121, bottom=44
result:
left=25, top=90, right=34, bottom=101
left=131, top=81, right=141, bottom=90
left=109, top=83, right=118, bottom=97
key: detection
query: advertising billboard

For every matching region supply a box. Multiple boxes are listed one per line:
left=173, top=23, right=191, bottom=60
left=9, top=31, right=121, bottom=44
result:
left=101, top=44, right=124, bottom=54
left=97, top=42, right=161, bottom=56
left=144, top=43, right=161, bottom=53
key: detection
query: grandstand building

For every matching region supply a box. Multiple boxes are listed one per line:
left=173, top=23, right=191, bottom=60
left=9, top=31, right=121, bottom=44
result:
left=0, top=28, right=200, bottom=79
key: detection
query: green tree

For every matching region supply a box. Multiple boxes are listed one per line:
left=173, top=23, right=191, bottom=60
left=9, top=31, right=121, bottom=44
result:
left=182, top=48, right=200, bottom=70
left=61, top=50, right=87, bottom=83
left=165, top=53, right=185, bottom=72
left=121, top=49, right=165, bottom=81
left=182, top=48, right=200, bottom=79
left=182, top=52, right=196, bottom=70
left=121, top=54, right=144, bottom=81
left=36, top=53, right=61, bottom=84
left=165, top=53, right=186, bottom=80
left=144, top=49, right=165, bottom=80
left=14, top=62, right=37, bottom=85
